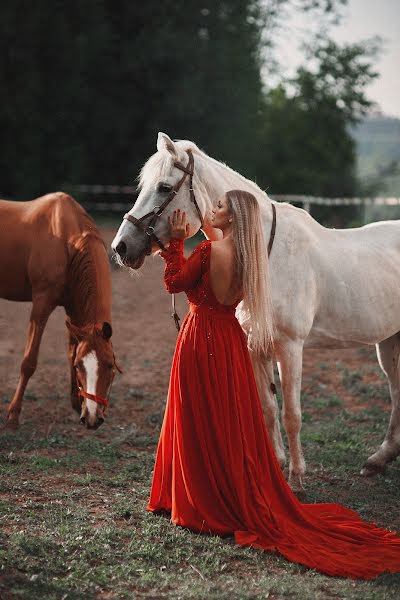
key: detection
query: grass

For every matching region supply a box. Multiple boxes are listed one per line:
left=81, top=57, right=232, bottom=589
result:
left=1, top=400, right=400, bottom=599
left=313, top=395, right=343, bottom=409
left=341, top=367, right=390, bottom=402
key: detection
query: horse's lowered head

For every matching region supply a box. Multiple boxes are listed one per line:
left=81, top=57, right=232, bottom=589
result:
left=66, top=319, right=121, bottom=429
left=112, top=132, right=207, bottom=269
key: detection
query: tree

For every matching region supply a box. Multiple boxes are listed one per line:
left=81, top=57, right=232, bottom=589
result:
left=250, top=34, right=379, bottom=224
left=0, top=0, right=380, bottom=218
left=0, top=0, right=267, bottom=198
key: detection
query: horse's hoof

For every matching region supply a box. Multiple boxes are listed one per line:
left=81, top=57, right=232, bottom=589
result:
left=4, top=417, right=19, bottom=430
left=289, top=475, right=305, bottom=494
left=360, top=461, right=386, bottom=477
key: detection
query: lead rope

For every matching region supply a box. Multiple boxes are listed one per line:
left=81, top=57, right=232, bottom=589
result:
left=172, top=293, right=181, bottom=331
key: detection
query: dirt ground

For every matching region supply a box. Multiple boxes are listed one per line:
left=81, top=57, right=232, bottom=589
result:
left=2, top=226, right=400, bottom=600
left=0, top=226, right=389, bottom=439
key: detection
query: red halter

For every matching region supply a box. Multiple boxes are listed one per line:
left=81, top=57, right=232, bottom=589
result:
left=78, top=387, right=109, bottom=413
left=76, top=358, right=117, bottom=417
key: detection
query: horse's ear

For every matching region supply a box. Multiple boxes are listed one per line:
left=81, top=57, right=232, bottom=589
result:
left=102, top=322, right=113, bottom=340
left=65, top=318, right=84, bottom=342
left=157, top=132, right=177, bottom=157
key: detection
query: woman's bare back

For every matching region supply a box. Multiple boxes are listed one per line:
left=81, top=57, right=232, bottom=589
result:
left=209, top=240, right=242, bottom=306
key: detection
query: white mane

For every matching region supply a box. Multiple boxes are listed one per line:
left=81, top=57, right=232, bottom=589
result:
left=138, top=139, right=271, bottom=208
left=138, top=150, right=175, bottom=190
left=138, top=137, right=311, bottom=224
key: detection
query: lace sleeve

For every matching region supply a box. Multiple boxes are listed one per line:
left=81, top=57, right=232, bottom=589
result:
left=160, top=238, right=209, bottom=293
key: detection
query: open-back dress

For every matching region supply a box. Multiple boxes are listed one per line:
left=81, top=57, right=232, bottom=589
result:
left=146, top=238, right=400, bottom=579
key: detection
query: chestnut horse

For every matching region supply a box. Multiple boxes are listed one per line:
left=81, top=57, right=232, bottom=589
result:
left=0, top=192, right=118, bottom=429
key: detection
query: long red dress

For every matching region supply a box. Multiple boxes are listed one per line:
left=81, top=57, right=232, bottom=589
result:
left=146, top=238, right=400, bottom=579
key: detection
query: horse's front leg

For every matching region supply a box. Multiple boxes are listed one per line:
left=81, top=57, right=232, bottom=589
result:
left=6, top=294, right=56, bottom=428
left=276, top=340, right=305, bottom=492
left=249, top=348, right=286, bottom=468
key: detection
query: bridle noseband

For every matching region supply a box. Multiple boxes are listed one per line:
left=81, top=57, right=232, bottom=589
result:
left=76, top=353, right=119, bottom=417
left=78, top=386, right=110, bottom=414
left=123, top=149, right=204, bottom=255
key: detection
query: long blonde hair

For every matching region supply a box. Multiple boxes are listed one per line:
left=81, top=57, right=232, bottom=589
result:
left=226, top=190, right=274, bottom=354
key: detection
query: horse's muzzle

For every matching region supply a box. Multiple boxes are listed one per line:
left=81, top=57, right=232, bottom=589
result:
left=126, top=254, right=146, bottom=269
left=118, top=252, right=146, bottom=270
left=80, top=416, right=105, bottom=430
left=114, top=240, right=127, bottom=260
left=111, top=227, right=150, bottom=269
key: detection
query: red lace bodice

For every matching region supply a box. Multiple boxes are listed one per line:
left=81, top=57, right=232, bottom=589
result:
left=160, top=238, right=241, bottom=314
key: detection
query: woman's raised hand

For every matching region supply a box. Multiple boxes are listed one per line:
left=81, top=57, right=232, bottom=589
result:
left=168, top=209, right=191, bottom=240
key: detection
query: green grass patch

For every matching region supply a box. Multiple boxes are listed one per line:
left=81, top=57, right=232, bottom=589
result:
left=1, top=396, right=400, bottom=599
left=314, top=394, right=343, bottom=409
left=342, top=367, right=390, bottom=402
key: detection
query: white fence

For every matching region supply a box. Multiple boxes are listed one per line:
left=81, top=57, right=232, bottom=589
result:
left=68, top=186, right=400, bottom=214
left=272, top=195, right=400, bottom=214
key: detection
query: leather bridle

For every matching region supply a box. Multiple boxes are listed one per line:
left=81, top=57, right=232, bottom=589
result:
left=123, top=149, right=204, bottom=255
left=122, top=147, right=277, bottom=333
left=268, top=203, right=276, bottom=256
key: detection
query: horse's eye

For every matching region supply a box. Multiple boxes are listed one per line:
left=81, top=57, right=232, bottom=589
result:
left=158, top=183, right=172, bottom=193
left=75, top=360, right=83, bottom=370
left=107, top=362, right=113, bottom=370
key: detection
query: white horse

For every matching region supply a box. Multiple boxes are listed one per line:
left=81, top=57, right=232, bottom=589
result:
left=112, top=132, right=400, bottom=491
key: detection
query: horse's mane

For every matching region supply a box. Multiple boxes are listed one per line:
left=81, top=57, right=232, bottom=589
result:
left=137, top=138, right=313, bottom=223
left=72, top=201, right=106, bottom=246
left=184, top=141, right=270, bottom=200
left=138, top=140, right=270, bottom=206
left=138, top=149, right=176, bottom=190
left=174, top=142, right=313, bottom=219
left=67, top=231, right=107, bottom=323
left=71, top=228, right=105, bottom=252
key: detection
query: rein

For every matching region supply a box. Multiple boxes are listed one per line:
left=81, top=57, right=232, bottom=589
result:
left=123, top=149, right=204, bottom=255
left=268, top=203, right=277, bottom=256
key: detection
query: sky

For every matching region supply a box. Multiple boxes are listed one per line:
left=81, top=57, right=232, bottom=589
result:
left=275, top=0, right=400, bottom=117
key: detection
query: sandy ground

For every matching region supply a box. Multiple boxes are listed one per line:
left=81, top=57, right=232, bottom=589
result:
left=0, top=227, right=389, bottom=440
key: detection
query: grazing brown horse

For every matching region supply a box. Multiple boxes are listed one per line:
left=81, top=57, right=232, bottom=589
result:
left=0, top=192, right=119, bottom=429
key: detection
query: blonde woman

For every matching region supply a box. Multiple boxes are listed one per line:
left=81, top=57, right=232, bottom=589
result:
left=147, top=189, right=400, bottom=579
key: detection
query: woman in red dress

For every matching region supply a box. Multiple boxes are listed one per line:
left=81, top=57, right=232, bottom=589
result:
left=146, top=189, right=400, bottom=579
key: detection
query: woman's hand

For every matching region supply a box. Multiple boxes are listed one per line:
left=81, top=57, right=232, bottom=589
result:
left=168, top=209, right=191, bottom=240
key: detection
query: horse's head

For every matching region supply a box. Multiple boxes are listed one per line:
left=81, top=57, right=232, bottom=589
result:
left=66, top=319, right=121, bottom=429
left=112, top=132, right=205, bottom=269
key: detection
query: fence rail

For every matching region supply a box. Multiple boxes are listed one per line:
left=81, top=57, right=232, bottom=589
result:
left=67, top=186, right=400, bottom=213
left=272, top=195, right=400, bottom=206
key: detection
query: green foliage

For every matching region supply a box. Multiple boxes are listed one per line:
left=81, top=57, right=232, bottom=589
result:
left=301, top=36, right=380, bottom=123
left=342, top=367, right=390, bottom=402
left=252, top=35, right=379, bottom=225
left=0, top=0, right=380, bottom=227
left=352, top=115, right=400, bottom=197
left=1, top=0, right=267, bottom=198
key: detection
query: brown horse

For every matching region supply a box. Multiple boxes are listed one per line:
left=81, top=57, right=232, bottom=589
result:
left=0, top=192, right=119, bottom=429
